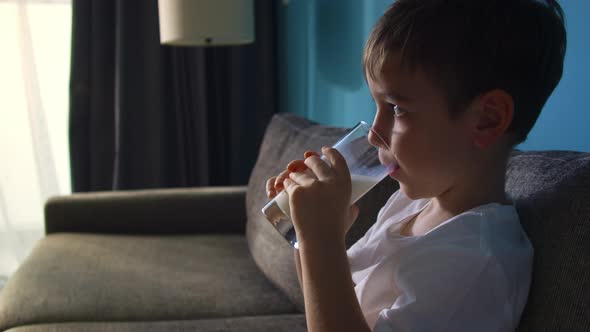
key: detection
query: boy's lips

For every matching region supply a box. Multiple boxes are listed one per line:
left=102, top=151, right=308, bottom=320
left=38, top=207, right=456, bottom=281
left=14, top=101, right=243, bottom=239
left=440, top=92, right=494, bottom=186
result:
left=386, top=163, right=400, bottom=176
left=377, top=148, right=399, bottom=176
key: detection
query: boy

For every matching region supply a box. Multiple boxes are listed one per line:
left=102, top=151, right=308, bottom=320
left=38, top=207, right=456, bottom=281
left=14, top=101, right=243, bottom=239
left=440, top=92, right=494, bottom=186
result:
left=266, top=0, right=566, bottom=331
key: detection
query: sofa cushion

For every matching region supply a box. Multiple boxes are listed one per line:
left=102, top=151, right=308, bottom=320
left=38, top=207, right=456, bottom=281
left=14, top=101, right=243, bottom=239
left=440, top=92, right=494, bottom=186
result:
left=0, top=234, right=297, bottom=331
left=246, top=113, right=398, bottom=311
left=5, top=314, right=307, bottom=332
left=506, top=151, right=590, bottom=331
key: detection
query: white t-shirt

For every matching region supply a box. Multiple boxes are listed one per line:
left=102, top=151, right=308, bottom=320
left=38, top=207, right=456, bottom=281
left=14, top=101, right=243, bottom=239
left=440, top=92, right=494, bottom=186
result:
left=347, top=190, right=533, bottom=332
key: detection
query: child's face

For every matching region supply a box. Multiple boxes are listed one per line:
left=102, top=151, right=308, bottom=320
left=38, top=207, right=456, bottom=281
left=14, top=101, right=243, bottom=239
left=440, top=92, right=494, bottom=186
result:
left=367, top=53, right=476, bottom=200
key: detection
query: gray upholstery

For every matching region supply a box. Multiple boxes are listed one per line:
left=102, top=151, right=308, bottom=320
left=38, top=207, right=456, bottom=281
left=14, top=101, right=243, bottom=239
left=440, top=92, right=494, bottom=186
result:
left=246, top=113, right=398, bottom=311
left=0, top=234, right=297, bottom=331
left=44, top=186, right=247, bottom=235
left=1, top=112, right=589, bottom=331
left=5, top=315, right=307, bottom=332
left=507, top=151, right=590, bottom=332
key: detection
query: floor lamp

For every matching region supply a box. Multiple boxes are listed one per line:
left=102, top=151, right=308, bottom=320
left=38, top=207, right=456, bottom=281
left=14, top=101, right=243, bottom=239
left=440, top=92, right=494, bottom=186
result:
left=157, top=0, right=255, bottom=46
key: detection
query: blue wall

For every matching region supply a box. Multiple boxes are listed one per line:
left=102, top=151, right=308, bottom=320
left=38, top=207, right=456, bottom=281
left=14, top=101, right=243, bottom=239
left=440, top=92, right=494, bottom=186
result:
left=278, top=0, right=589, bottom=152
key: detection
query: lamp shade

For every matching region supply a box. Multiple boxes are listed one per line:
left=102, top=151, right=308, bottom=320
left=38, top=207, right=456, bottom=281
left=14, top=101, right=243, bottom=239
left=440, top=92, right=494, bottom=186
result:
left=157, top=0, right=255, bottom=46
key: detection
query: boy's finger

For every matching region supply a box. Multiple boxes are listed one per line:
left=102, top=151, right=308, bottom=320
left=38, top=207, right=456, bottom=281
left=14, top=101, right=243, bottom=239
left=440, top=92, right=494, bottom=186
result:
left=266, top=177, right=277, bottom=198
left=287, top=160, right=307, bottom=173
left=282, top=177, right=295, bottom=194
left=304, top=155, right=333, bottom=181
left=289, top=170, right=316, bottom=187
left=304, top=150, right=320, bottom=158
left=321, top=146, right=350, bottom=179
left=275, top=170, right=291, bottom=190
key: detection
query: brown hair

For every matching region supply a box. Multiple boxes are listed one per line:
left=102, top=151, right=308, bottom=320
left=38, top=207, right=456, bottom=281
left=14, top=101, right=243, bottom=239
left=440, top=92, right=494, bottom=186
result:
left=363, top=0, right=567, bottom=144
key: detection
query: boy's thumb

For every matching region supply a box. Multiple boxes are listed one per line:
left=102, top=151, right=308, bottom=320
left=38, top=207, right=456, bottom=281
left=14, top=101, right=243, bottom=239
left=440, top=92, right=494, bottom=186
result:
left=344, top=205, right=360, bottom=238
left=349, top=204, right=360, bottom=223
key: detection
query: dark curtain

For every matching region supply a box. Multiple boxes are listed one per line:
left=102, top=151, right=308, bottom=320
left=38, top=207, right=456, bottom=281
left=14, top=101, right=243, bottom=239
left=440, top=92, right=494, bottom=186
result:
left=69, top=0, right=277, bottom=192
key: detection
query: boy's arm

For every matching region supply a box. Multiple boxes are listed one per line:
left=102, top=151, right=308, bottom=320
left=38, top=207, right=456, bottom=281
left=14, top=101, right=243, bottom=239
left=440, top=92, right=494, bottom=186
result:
left=294, top=249, right=303, bottom=291
left=296, top=247, right=357, bottom=297
left=299, top=238, right=371, bottom=332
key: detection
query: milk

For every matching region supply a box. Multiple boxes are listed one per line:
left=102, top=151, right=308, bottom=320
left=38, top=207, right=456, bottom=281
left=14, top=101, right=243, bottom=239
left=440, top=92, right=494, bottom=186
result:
left=274, top=173, right=381, bottom=218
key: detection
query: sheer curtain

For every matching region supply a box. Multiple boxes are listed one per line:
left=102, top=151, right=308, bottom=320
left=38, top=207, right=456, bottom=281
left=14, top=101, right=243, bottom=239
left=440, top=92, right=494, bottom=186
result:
left=0, top=0, right=71, bottom=286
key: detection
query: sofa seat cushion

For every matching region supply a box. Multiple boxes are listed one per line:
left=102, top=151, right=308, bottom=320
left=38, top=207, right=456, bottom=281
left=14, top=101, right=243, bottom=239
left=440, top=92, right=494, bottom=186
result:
left=0, top=234, right=297, bottom=331
left=4, top=314, right=307, bottom=332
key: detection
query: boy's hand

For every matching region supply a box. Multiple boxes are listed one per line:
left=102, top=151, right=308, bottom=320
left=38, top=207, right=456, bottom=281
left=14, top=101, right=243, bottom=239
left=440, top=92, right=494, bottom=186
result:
left=265, top=150, right=318, bottom=199
left=282, top=147, right=359, bottom=245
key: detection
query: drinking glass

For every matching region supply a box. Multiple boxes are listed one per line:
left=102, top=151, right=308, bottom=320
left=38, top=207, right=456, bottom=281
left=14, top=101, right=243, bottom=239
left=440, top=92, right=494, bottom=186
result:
left=261, top=122, right=390, bottom=248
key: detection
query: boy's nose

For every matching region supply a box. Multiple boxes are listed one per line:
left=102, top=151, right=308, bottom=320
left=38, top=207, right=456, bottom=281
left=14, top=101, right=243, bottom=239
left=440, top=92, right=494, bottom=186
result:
left=368, top=110, right=392, bottom=149
left=368, top=128, right=384, bottom=148
left=368, top=127, right=389, bottom=150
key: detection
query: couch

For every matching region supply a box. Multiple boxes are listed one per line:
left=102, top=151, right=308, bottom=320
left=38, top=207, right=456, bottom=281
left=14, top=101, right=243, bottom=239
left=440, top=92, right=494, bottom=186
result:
left=0, top=113, right=588, bottom=331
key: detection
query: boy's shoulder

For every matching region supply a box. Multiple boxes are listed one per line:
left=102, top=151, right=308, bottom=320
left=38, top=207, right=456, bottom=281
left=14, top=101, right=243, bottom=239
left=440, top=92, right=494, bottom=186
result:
left=376, top=190, right=528, bottom=250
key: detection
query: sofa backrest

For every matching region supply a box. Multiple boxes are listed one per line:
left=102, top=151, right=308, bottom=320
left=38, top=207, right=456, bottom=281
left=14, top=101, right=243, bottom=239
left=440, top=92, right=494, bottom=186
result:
left=246, top=113, right=590, bottom=330
left=507, top=151, right=590, bottom=331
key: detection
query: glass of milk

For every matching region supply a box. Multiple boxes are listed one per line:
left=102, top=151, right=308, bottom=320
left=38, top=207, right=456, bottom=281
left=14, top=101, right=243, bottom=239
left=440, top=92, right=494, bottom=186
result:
left=261, top=121, right=391, bottom=249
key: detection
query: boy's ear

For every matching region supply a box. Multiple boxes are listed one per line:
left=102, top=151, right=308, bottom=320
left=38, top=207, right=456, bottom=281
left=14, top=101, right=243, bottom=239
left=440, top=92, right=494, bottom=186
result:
left=472, top=89, right=514, bottom=149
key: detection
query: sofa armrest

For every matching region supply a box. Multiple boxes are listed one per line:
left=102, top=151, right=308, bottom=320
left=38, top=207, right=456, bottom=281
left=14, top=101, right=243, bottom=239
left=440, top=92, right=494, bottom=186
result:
left=44, top=186, right=247, bottom=235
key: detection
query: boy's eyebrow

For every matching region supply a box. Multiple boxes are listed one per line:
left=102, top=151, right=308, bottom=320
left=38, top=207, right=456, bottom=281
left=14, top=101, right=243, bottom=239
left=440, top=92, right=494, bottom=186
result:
left=379, top=90, right=412, bottom=103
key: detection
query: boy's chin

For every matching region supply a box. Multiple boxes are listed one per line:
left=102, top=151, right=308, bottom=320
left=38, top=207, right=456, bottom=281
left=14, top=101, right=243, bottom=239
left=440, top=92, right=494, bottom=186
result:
left=399, top=184, right=429, bottom=201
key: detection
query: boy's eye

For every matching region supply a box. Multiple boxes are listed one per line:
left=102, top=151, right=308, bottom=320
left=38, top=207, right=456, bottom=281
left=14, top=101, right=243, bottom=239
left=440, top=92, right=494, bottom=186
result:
left=392, top=104, right=407, bottom=117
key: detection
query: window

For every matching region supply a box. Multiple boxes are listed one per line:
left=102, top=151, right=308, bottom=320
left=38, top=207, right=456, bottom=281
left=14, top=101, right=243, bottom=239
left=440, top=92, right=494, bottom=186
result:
left=0, top=0, right=71, bottom=278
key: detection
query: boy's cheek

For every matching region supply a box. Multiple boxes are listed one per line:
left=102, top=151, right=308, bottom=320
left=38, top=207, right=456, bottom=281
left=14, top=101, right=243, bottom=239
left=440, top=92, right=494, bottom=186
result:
left=389, top=132, right=411, bottom=155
